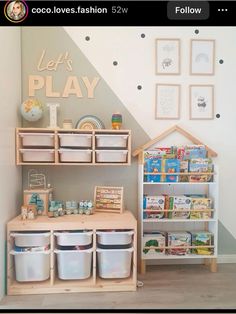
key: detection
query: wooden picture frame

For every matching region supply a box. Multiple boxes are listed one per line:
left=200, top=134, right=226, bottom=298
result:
left=189, top=85, right=214, bottom=120
left=155, top=38, right=180, bottom=75
left=190, top=39, right=215, bottom=75
left=155, top=84, right=180, bottom=120
left=94, top=186, right=124, bottom=214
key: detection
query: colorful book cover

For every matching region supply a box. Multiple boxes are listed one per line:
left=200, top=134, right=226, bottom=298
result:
left=183, top=145, right=207, bottom=160
left=143, top=232, right=166, bottom=256
left=164, top=159, right=180, bottom=182
left=191, top=232, right=214, bottom=255
left=190, top=198, right=212, bottom=219
left=167, top=232, right=191, bottom=256
left=172, top=196, right=191, bottom=219
left=177, top=146, right=185, bottom=160
left=162, top=194, right=170, bottom=218
left=189, top=158, right=213, bottom=182
left=180, top=160, right=189, bottom=182
left=143, top=195, right=165, bottom=219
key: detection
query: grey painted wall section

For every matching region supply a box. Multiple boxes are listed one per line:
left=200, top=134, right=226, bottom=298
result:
left=21, top=27, right=149, bottom=216
left=21, top=27, right=236, bottom=254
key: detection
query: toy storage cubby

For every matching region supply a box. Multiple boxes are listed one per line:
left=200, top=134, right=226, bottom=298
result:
left=7, top=211, right=137, bottom=295
left=133, top=125, right=218, bottom=274
left=16, top=128, right=131, bottom=165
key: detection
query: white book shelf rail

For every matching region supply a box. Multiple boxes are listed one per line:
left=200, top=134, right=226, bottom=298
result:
left=133, top=125, right=218, bottom=274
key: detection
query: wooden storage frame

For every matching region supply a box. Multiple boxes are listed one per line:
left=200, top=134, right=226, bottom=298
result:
left=16, top=128, right=131, bottom=166
left=94, top=186, right=124, bottom=214
left=7, top=211, right=137, bottom=295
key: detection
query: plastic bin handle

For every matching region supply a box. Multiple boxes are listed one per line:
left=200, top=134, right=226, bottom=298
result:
left=10, top=250, right=51, bottom=255
left=10, top=232, right=51, bottom=237
left=54, top=231, right=93, bottom=236
left=54, top=248, right=93, bottom=253
left=96, top=247, right=134, bottom=253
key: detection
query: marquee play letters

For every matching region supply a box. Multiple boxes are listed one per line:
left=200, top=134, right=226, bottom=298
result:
left=28, top=49, right=100, bottom=99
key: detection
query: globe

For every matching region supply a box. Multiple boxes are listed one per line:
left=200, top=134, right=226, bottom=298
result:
left=20, top=99, right=43, bottom=122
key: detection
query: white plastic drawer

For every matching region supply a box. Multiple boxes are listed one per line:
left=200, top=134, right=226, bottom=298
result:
left=59, top=149, right=92, bottom=162
left=10, top=250, right=50, bottom=282
left=97, top=231, right=133, bottom=245
left=55, top=248, right=93, bottom=280
left=95, top=150, right=128, bottom=163
left=19, top=149, right=55, bottom=162
left=97, top=248, right=133, bottom=279
left=11, top=232, right=51, bottom=247
left=96, top=134, right=128, bottom=148
left=54, top=231, right=93, bottom=246
left=59, top=134, right=92, bottom=148
left=19, top=133, right=54, bottom=147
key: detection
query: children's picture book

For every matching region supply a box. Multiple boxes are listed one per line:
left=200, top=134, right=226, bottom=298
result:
left=167, top=232, right=191, bottom=256
left=163, top=159, right=180, bottom=182
left=191, top=232, right=214, bottom=255
left=171, top=196, right=191, bottom=219
left=189, top=158, right=213, bottom=182
left=183, top=145, right=207, bottom=160
left=190, top=198, right=212, bottom=219
left=143, top=195, right=165, bottom=219
left=180, top=160, right=189, bottom=182
left=143, top=232, right=166, bottom=256
left=145, top=158, right=163, bottom=182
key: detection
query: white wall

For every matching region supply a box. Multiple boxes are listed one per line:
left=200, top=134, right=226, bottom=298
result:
left=65, top=26, right=236, bottom=242
left=0, top=28, right=22, bottom=299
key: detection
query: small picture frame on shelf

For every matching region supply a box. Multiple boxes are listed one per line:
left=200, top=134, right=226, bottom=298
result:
left=189, top=85, right=214, bottom=120
left=94, top=186, right=124, bottom=214
left=190, top=39, right=215, bottom=75
left=155, top=84, right=180, bottom=120
left=155, top=38, right=180, bottom=75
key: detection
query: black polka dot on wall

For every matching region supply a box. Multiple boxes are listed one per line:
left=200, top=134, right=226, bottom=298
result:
left=194, top=29, right=199, bottom=34
left=85, top=36, right=90, bottom=41
left=219, top=59, right=224, bottom=64
left=137, top=85, right=142, bottom=90
left=141, top=33, right=146, bottom=38
left=216, top=113, right=221, bottom=118
left=113, top=61, right=118, bottom=66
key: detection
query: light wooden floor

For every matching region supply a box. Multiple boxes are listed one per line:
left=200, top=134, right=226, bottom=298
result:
left=1, top=264, right=236, bottom=310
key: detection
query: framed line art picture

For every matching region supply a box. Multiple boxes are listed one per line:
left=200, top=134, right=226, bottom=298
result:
left=155, top=84, right=180, bottom=119
left=155, top=38, right=180, bottom=75
left=190, top=39, right=215, bottom=75
left=189, top=85, right=214, bottom=120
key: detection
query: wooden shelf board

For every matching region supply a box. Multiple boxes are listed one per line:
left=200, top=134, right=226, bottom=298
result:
left=143, top=219, right=217, bottom=223
left=7, top=211, right=137, bottom=231
left=142, top=254, right=217, bottom=260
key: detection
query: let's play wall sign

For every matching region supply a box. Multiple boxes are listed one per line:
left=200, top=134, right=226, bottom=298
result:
left=28, top=49, right=100, bottom=99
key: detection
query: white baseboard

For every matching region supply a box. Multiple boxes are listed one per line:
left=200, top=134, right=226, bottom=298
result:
left=217, top=254, right=236, bottom=263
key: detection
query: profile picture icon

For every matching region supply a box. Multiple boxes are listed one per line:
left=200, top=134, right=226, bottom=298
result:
left=4, top=0, right=28, bottom=23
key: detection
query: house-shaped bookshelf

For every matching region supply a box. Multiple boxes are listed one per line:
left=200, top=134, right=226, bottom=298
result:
left=132, top=125, right=218, bottom=274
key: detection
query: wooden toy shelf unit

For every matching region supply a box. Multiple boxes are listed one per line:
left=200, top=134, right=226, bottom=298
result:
left=16, top=128, right=131, bottom=165
left=132, top=125, right=218, bottom=274
left=7, top=211, right=137, bottom=295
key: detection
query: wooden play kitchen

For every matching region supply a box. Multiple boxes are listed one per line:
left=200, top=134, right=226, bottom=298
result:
left=16, top=128, right=131, bottom=165
left=7, top=211, right=137, bottom=295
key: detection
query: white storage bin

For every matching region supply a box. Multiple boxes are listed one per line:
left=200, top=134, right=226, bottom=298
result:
left=19, top=133, right=54, bottom=147
left=95, top=150, right=128, bottom=163
left=97, top=248, right=133, bottom=279
left=59, top=149, right=92, bottom=162
left=11, top=232, right=51, bottom=247
left=96, top=134, right=128, bottom=148
left=55, top=248, right=93, bottom=280
left=20, top=149, right=55, bottom=162
left=10, top=250, right=50, bottom=282
left=97, top=230, right=133, bottom=245
left=54, top=231, right=93, bottom=246
left=59, top=134, right=92, bottom=148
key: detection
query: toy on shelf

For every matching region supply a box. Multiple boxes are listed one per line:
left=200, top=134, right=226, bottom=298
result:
left=24, top=170, right=53, bottom=215
left=94, top=186, right=124, bottom=214
left=47, top=200, right=94, bottom=218
left=79, top=200, right=94, bottom=215
left=112, top=113, right=122, bottom=130
left=21, top=205, right=37, bottom=220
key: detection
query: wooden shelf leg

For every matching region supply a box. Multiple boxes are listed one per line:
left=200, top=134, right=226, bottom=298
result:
left=140, top=259, right=146, bottom=275
left=204, top=258, right=209, bottom=266
left=210, top=258, right=217, bottom=273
